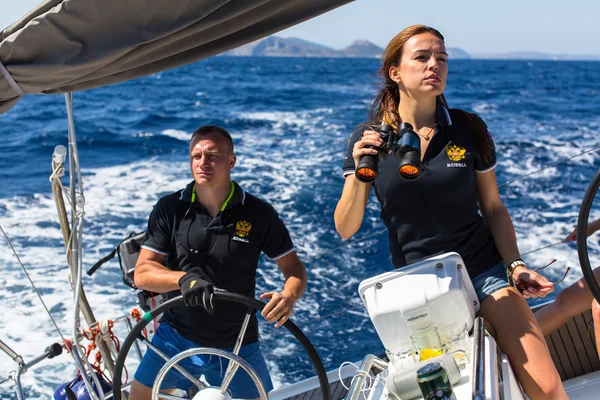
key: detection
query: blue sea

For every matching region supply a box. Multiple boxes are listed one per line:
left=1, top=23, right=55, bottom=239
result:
left=0, top=56, right=599, bottom=398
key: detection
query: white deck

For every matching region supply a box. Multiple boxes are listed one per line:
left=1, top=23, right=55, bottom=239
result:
left=564, top=369, right=600, bottom=399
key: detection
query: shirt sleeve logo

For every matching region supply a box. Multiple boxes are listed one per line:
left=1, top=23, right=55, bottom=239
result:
left=446, top=144, right=466, bottom=161
left=235, top=221, right=252, bottom=238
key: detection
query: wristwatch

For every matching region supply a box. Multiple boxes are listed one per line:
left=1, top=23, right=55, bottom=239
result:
left=507, top=258, right=527, bottom=287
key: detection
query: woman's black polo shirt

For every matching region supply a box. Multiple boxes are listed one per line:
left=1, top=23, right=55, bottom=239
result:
left=142, top=181, right=294, bottom=347
left=343, top=106, right=502, bottom=278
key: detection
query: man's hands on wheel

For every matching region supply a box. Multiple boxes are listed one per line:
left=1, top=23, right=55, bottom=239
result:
left=260, top=291, right=296, bottom=328
left=179, top=270, right=214, bottom=314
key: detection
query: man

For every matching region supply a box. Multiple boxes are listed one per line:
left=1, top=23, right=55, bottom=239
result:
left=130, top=125, right=307, bottom=399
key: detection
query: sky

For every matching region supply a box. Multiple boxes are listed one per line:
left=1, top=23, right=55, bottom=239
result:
left=1, top=0, right=599, bottom=56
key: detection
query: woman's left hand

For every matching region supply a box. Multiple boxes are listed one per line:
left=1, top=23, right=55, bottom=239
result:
left=513, top=267, right=554, bottom=299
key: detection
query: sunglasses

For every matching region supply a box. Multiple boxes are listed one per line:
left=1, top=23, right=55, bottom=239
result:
left=533, top=258, right=571, bottom=285
left=177, top=203, right=224, bottom=256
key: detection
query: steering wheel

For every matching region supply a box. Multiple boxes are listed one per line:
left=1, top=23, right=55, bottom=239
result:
left=112, top=291, right=331, bottom=400
left=577, top=167, right=600, bottom=303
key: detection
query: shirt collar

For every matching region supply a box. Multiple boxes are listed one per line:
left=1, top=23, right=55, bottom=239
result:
left=179, top=180, right=246, bottom=209
left=228, top=181, right=246, bottom=208
left=436, top=96, right=452, bottom=127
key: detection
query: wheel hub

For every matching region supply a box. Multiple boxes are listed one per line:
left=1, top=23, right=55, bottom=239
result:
left=192, top=387, right=232, bottom=400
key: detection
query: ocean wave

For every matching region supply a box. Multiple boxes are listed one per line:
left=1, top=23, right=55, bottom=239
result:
left=1, top=57, right=600, bottom=398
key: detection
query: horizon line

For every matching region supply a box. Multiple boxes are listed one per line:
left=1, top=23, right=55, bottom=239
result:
left=273, top=35, right=600, bottom=59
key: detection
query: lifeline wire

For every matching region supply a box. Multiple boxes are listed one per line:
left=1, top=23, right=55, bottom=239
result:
left=293, top=144, right=600, bottom=325
left=0, top=224, right=66, bottom=343
left=1, top=130, right=597, bottom=379
left=0, top=373, right=15, bottom=385
left=521, top=240, right=567, bottom=256
left=498, top=144, right=600, bottom=188
left=304, top=144, right=600, bottom=263
left=305, top=303, right=366, bottom=324
left=306, top=238, right=574, bottom=325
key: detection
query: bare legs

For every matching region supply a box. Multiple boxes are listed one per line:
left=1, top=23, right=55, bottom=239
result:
left=479, top=287, right=568, bottom=400
left=535, top=268, right=600, bottom=341
left=594, top=299, right=600, bottom=356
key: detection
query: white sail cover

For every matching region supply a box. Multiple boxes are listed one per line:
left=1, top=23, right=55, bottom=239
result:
left=0, top=0, right=353, bottom=114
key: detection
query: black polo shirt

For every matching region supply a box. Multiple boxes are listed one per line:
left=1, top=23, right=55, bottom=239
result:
left=343, top=106, right=501, bottom=278
left=142, top=181, right=294, bottom=347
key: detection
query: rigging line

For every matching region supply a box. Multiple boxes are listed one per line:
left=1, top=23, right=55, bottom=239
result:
left=521, top=239, right=568, bottom=256
left=301, top=145, right=600, bottom=264
left=303, top=303, right=366, bottom=323
left=0, top=373, right=15, bottom=385
left=299, top=240, right=572, bottom=329
left=304, top=227, right=570, bottom=264
left=0, top=224, right=67, bottom=343
left=303, top=228, right=388, bottom=262
left=296, top=147, right=600, bottom=328
left=48, top=163, right=65, bottom=183
left=300, top=239, right=570, bottom=328
left=498, top=144, right=600, bottom=188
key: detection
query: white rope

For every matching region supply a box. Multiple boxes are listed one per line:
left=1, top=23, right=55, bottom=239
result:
left=95, top=320, right=119, bottom=359
left=375, top=376, right=402, bottom=400
left=48, top=163, right=65, bottom=183
left=337, top=360, right=403, bottom=399
left=0, top=224, right=66, bottom=343
left=49, top=163, right=74, bottom=208
left=338, top=361, right=371, bottom=391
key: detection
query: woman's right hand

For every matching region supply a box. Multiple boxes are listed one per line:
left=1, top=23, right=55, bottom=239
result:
left=352, top=129, right=384, bottom=169
left=512, top=266, right=554, bottom=299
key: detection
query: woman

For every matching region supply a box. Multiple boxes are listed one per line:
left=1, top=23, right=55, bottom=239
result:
left=334, top=25, right=567, bottom=399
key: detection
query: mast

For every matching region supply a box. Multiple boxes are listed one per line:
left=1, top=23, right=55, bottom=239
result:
left=48, top=93, right=117, bottom=399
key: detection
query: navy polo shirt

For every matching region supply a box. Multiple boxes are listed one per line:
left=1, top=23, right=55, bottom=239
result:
left=343, top=106, right=502, bottom=278
left=142, top=181, right=294, bottom=347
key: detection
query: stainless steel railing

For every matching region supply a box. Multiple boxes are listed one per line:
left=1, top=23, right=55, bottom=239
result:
left=344, top=354, right=387, bottom=400
left=472, top=317, right=487, bottom=400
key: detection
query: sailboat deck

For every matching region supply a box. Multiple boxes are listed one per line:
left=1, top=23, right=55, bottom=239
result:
left=283, top=378, right=351, bottom=400
left=272, top=308, right=600, bottom=400
left=544, top=309, right=600, bottom=381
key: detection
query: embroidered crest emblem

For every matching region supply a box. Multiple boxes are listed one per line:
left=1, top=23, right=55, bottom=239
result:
left=235, top=221, right=252, bottom=238
left=446, top=144, right=466, bottom=161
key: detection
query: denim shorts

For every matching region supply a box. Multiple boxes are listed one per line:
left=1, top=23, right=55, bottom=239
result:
left=134, top=323, right=273, bottom=398
left=471, top=261, right=511, bottom=304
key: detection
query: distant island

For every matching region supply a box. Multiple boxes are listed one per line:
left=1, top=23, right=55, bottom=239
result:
left=223, top=36, right=470, bottom=59
left=222, top=36, right=600, bottom=61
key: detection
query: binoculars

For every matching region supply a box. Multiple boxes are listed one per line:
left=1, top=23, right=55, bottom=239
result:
left=355, top=122, right=422, bottom=183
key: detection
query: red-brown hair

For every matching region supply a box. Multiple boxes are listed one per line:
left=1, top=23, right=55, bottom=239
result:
left=369, top=24, right=492, bottom=162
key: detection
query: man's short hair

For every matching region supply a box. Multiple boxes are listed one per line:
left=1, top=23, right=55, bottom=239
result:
left=190, top=125, right=234, bottom=153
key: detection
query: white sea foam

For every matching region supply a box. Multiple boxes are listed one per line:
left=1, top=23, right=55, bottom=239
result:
left=0, top=159, right=192, bottom=397
left=0, top=151, right=347, bottom=397
left=472, top=102, right=499, bottom=114
left=160, top=129, right=191, bottom=141
left=233, top=108, right=340, bottom=138
left=2, top=103, right=600, bottom=399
